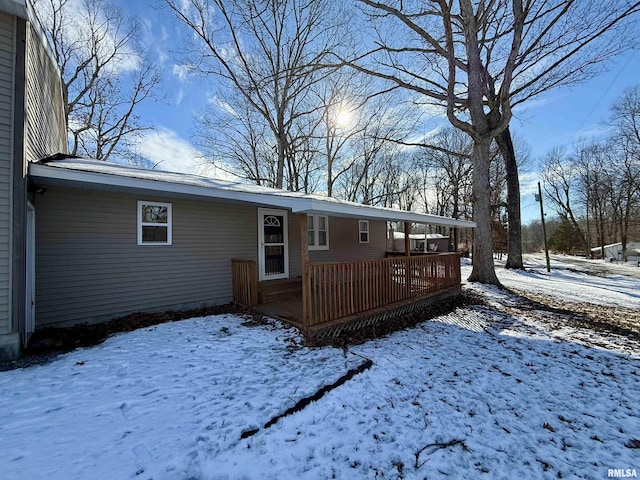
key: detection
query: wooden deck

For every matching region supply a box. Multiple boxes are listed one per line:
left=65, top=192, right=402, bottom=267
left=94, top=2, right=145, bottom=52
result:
left=256, top=295, right=304, bottom=328
left=233, top=253, right=461, bottom=333
left=256, top=284, right=461, bottom=336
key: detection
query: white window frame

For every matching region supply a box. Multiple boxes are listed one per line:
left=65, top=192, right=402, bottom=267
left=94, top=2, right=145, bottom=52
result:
left=308, top=214, right=329, bottom=251
left=359, top=220, right=369, bottom=244
left=138, top=201, right=172, bottom=246
left=258, top=208, right=289, bottom=281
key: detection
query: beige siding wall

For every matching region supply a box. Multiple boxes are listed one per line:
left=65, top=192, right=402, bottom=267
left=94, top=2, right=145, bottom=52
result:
left=0, top=13, right=13, bottom=334
left=24, top=24, right=66, bottom=161
left=288, top=214, right=387, bottom=277
left=35, top=187, right=258, bottom=327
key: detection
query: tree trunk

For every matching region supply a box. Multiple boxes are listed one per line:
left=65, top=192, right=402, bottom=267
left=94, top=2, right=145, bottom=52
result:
left=468, top=137, right=501, bottom=285
left=275, top=134, right=286, bottom=189
left=495, top=127, right=524, bottom=269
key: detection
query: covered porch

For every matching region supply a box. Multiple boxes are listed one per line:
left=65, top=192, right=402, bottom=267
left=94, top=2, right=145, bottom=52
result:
left=232, top=210, right=470, bottom=337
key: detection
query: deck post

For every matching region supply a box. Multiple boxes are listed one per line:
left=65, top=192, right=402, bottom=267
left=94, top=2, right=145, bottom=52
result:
left=404, top=222, right=411, bottom=297
left=300, top=213, right=310, bottom=328
left=404, top=222, right=411, bottom=257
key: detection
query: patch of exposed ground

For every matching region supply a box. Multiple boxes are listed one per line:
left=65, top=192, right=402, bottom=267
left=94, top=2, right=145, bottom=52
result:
left=506, top=288, right=640, bottom=339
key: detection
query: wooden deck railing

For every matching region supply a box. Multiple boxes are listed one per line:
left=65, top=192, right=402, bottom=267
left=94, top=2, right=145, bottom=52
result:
left=305, top=253, right=460, bottom=327
left=231, top=259, right=258, bottom=307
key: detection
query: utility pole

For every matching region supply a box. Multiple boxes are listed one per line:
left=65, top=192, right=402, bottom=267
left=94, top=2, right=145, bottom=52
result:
left=536, top=182, right=551, bottom=272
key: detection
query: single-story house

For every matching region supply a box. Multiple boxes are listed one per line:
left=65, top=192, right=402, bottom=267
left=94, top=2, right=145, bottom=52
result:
left=590, top=242, right=640, bottom=262
left=28, top=158, right=475, bottom=338
left=0, top=0, right=475, bottom=359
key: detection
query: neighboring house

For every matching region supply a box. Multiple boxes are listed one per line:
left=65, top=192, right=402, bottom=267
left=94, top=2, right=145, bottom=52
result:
left=590, top=242, right=640, bottom=262
left=29, top=159, right=474, bottom=337
left=389, top=231, right=451, bottom=253
left=0, top=0, right=67, bottom=360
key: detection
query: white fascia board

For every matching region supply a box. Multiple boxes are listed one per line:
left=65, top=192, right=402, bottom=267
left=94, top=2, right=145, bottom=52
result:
left=294, top=200, right=476, bottom=228
left=30, top=163, right=476, bottom=228
left=30, top=164, right=298, bottom=210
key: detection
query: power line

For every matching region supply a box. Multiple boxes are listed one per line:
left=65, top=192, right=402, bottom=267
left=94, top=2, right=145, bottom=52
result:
left=571, top=51, right=636, bottom=141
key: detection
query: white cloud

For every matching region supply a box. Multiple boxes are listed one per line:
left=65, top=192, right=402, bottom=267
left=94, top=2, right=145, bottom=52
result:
left=173, top=64, right=192, bottom=82
left=176, top=89, right=185, bottom=106
left=417, top=102, right=447, bottom=118
left=132, top=128, right=238, bottom=181
left=134, top=128, right=204, bottom=173
left=571, top=124, right=613, bottom=142
left=158, top=49, right=169, bottom=65
left=34, top=0, right=142, bottom=75
left=519, top=170, right=540, bottom=197
left=209, top=95, right=237, bottom=116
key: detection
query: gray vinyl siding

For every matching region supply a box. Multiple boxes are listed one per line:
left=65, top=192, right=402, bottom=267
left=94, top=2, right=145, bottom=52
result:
left=0, top=12, right=13, bottom=334
left=24, top=23, right=66, bottom=161
left=35, top=187, right=258, bottom=327
left=288, top=214, right=387, bottom=278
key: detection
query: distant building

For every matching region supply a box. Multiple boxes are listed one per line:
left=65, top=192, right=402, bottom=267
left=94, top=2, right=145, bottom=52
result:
left=388, top=231, right=452, bottom=253
left=590, top=242, right=640, bottom=262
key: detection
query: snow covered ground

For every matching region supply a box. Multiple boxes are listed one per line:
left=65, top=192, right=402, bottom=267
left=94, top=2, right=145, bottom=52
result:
left=470, top=253, right=640, bottom=309
left=1, top=257, right=639, bottom=479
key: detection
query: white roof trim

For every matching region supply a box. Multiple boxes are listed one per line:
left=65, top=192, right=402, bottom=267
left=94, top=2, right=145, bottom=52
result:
left=0, top=0, right=63, bottom=76
left=0, top=0, right=27, bottom=18
left=29, top=159, right=476, bottom=228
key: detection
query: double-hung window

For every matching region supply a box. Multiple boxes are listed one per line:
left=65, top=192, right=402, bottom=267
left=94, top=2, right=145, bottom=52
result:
left=359, top=220, right=369, bottom=243
left=138, top=201, right=172, bottom=245
left=307, top=214, right=329, bottom=250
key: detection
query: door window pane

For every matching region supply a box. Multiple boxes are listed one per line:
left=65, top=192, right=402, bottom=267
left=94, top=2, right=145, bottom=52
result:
left=264, top=215, right=284, bottom=243
left=264, top=245, right=285, bottom=275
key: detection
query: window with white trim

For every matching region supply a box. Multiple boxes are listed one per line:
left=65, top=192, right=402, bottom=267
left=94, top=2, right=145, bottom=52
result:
left=359, top=220, right=369, bottom=243
left=307, top=214, right=329, bottom=250
left=138, top=201, right=172, bottom=245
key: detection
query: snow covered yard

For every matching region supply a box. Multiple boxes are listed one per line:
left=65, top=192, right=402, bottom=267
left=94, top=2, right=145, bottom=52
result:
left=208, top=309, right=639, bottom=480
left=1, top=257, right=639, bottom=479
left=0, top=316, right=363, bottom=479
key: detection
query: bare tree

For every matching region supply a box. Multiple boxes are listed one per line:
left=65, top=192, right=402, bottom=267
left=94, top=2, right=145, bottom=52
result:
left=309, top=70, right=369, bottom=197
left=415, top=128, right=473, bottom=245
left=495, top=129, right=522, bottom=268
left=336, top=97, right=414, bottom=205
left=33, top=0, right=160, bottom=161
left=609, top=87, right=640, bottom=256
left=348, top=0, right=640, bottom=284
left=166, top=0, right=347, bottom=189
left=574, top=143, right=612, bottom=257
left=197, top=94, right=277, bottom=185
left=611, top=137, right=640, bottom=256
left=610, top=86, right=640, bottom=145
left=540, top=146, right=589, bottom=252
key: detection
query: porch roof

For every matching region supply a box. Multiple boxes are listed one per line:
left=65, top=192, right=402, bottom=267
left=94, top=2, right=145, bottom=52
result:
left=30, top=158, right=475, bottom=228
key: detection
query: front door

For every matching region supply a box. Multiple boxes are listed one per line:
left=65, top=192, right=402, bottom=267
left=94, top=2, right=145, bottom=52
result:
left=258, top=208, right=289, bottom=281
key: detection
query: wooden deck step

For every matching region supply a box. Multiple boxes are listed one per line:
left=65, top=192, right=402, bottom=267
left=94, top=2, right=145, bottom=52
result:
left=258, top=278, right=302, bottom=304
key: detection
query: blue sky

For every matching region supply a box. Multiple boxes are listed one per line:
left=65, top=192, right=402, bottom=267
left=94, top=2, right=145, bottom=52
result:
left=118, top=2, right=640, bottom=224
